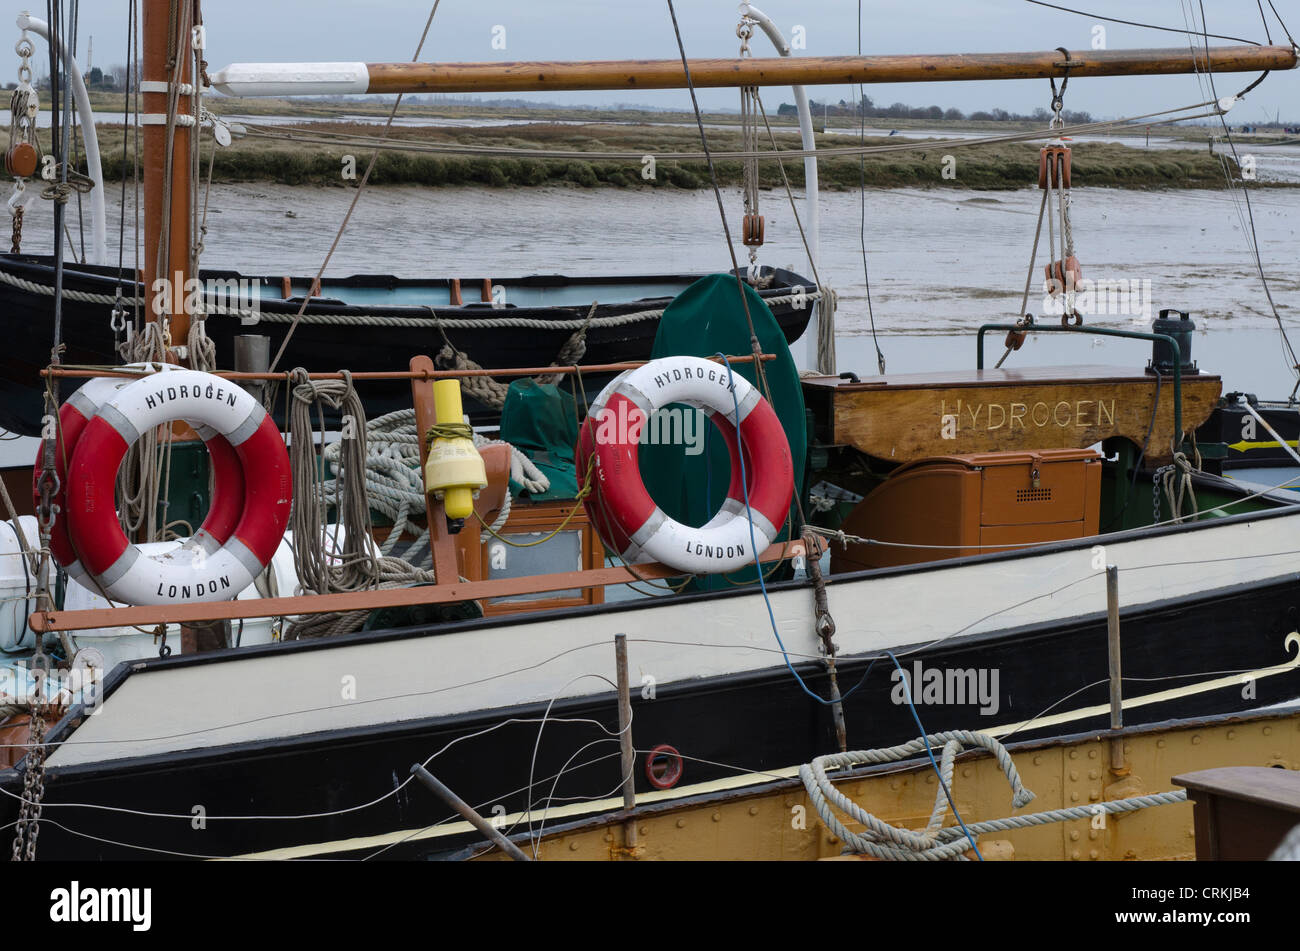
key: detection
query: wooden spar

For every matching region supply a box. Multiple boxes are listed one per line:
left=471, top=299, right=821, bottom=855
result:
left=143, top=0, right=192, bottom=345
left=211, top=45, right=1297, bottom=98
left=27, top=540, right=810, bottom=633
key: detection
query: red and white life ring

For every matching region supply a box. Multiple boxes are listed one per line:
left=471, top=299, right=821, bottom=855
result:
left=47, top=368, right=290, bottom=605
left=35, top=365, right=247, bottom=589
left=576, top=355, right=793, bottom=574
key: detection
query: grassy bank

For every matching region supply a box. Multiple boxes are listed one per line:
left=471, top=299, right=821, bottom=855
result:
left=83, top=91, right=1232, bottom=140
left=19, top=114, right=1256, bottom=190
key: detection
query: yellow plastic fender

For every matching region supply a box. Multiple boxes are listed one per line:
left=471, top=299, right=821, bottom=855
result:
left=424, top=380, right=487, bottom=524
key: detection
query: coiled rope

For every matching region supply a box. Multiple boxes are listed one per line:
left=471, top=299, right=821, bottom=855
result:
left=321, top=407, right=547, bottom=565
left=800, top=730, right=1188, bottom=860
left=286, top=398, right=547, bottom=639
left=287, top=369, right=381, bottom=596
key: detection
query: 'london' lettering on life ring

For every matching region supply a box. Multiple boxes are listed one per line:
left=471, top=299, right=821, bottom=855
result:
left=35, top=365, right=246, bottom=588
left=60, top=368, right=291, bottom=606
left=576, top=355, right=793, bottom=575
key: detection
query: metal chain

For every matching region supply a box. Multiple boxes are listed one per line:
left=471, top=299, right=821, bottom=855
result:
left=10, top=678, right=48, bottom=861
left=8, top=33, right=41, bottom=248
left=804, top=528, right=847, bottom=752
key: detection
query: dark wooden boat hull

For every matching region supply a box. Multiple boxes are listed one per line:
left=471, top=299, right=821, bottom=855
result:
left=0, top=255, right=816, bottom=435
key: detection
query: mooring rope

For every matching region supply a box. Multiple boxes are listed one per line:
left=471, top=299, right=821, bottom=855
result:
left=800, top=730, right=1188, bottom=860
left=0, top=267, right=820, bottom=333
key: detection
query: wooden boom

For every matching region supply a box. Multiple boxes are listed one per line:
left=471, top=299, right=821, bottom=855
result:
left=211, top=45, right=1297, bottom=97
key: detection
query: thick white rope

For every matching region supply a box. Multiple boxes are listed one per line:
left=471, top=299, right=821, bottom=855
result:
left=320, top=408, right=547, bottom=566
left=800, top=730, right=1188, bottom=860
left=0, top=267, right=820, bottom=332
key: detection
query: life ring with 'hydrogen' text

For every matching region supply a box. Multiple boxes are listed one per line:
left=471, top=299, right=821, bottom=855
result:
left=576, top=355, right=792, bottom=574
left=62, top=369, right=289, bottom=605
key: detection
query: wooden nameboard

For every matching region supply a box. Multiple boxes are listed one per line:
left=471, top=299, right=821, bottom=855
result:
left=802, top=365, right=1221, bottom=465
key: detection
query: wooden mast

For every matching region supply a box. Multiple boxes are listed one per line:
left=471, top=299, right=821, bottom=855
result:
left=212, top=45, right=1297, bottom=98
left=142, top=0, right=193, bottom=350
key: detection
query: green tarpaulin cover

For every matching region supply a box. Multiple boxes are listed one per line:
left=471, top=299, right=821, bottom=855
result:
left=639, top=274, right=807, bottom=590
left=499, top=377, right=581, bottom=501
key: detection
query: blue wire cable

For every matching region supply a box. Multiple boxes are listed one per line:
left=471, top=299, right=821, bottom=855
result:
left=718, top=353, right=872, bottom=706
left=719, top=355, right=983, bottom=860
left=885, top=650, right=983, bottom=861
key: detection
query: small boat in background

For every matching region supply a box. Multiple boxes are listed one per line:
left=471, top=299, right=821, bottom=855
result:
left=0, top=254, right=817, bottom=434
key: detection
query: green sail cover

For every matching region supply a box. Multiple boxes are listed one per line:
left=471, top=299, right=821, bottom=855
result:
left=639, top=274, right=807, bottom=591
left=499, top=378, right=580, bottom=501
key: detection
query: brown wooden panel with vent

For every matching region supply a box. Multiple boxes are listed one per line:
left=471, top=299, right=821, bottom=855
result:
left=830, top=448, right=1101, bottom=572
left=801, top=365, right=1221, bottom=466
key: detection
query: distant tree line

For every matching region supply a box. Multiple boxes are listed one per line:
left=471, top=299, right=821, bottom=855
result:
left=11, top=63, right=135, bottom=92
left=779, top=94, right=1093, bottom=125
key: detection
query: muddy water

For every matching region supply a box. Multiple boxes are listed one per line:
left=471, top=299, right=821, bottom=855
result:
left=16, top=180, right=1300, bottom=395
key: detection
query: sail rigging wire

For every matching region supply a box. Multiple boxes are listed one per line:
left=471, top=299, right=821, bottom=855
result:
left=663, top=0, right=777, bottom=395
left=1023, top=0, right=1262, bottom=45
left=749, top=90, right=835, bottom=369
left=1188, top=0, right=1299, bottom=387
left=265, top=0, right=444, bottom=377
left=114, top=0, right=137, bottom=334
left=1263, top=0, right=1298, bottom=49
left=151, top=0, right=192, bottom=332
left=857, top=0, right=884, bottom=375
left=664, top=4, right=820, bottom=577
left=7, top=540, right=1296, bottom=763
left=16, top=0, right=75, bottom=864
left=0, top=694, right=626, bottom=825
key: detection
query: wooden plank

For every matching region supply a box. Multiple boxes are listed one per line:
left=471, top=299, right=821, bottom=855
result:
left=803, top=364, right=1187, bottom=390
left=808, top=367, right=1221, bottom=464
left=29, top=540, right=810, bottom=633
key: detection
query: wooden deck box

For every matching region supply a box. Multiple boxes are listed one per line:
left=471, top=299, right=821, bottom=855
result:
left=831, top=448, right=1101, bottom=572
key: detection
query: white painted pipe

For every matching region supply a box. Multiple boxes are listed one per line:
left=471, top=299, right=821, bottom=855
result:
left=210, top=62, right=369, bottom=98
left=17, top=13, right=106, bottom=266
left=740, top=4, right=823, bottom=374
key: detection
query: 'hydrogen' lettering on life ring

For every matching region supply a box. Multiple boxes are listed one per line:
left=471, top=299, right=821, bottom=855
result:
left=576, top=355, right=792, bottom=575
left=59, top=368, right=290, bottom=605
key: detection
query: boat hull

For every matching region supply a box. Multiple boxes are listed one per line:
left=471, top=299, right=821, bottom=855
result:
left=5, top=505, right=1300, bottom=860
left=0, top=255, right=817, bottom=435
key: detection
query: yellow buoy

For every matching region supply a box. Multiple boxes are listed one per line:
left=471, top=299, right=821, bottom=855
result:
left=424, top=379, right=487, bottom=528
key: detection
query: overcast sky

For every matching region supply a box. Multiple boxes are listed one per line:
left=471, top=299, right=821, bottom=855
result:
left=39, top=1, right=1300, bottom=121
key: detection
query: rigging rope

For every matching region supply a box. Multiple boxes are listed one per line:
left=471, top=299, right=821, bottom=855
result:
left=281, top=374, right=547, bottom=640
left=800, top=729, right=1188, bottom=860
left=0, top=266, right=819, bottom=333
left=287, top=369, right=381, bottom=597
left=856, top=0, right=884, bottom=375
left=266, top=0, right=444, bottom=377
left=1188, top=0, right=1299, bottom=390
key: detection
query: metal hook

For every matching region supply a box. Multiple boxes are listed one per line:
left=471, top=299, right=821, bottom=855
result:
left=1049, top=47, right=1072, bottom=123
